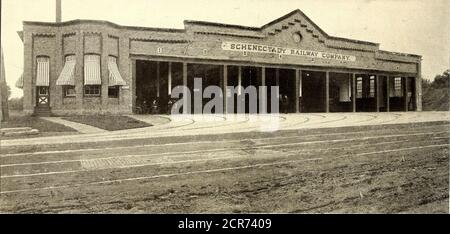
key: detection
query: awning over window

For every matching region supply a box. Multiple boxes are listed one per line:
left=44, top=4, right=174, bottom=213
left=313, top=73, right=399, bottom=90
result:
left=56, top=55, right=76, bottom=86
left=36, top=57, right=49, bottom=86
left=15, top=74, right=23, bottom=89
left=84, top=54, right=101, bottom=85
left=108, top=56, right=126, bottom=86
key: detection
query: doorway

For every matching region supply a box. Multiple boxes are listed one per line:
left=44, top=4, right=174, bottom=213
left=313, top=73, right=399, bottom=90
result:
left=36, top=86, right=49, bottom=107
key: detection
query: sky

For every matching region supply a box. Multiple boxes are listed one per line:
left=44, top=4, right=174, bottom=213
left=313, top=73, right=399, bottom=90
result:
left=1, top=0, right=449, bottom=98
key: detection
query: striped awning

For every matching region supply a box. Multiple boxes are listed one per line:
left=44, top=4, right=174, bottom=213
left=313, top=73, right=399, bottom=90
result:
left=36, top=57, right=49, bottom=86
left=84, top=54, right=101, bottom=85
left=56, top=55, right=76, bottom=86
left=15, top=74, right=24, bottom=89
left=108, top=56, right=126, bottom=86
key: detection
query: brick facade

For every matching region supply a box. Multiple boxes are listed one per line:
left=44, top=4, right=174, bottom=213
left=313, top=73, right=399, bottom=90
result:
left=19, top=9, right=422, bottom=115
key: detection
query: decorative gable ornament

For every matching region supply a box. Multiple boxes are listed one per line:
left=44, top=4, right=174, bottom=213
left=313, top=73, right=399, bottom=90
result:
left=293, top=32, right=302, bottom=43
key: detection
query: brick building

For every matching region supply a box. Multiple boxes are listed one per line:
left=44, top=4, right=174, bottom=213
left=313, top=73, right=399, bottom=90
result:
left=16, top=9, right=422, bottom=115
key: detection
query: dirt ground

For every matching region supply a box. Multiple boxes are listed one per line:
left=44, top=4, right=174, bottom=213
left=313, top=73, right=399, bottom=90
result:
left=0, top=121, right=448, bottom=213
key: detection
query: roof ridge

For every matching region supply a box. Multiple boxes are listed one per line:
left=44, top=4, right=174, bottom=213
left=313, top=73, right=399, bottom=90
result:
left=23, top=10, right=381, bottom=46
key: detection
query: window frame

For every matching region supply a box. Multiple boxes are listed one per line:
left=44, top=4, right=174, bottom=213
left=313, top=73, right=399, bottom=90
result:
left=356, top=77, right=363, bottom=99
left=369, top=76, right=375, bottom=98
left=63, top=86, right=76, bottom=98
left=38, top=86, right=49, bottom=95
left=108, top=86, right=119, bottom=98
left=83, top=53, right=102, bottom=97
left=394, top=77, right=402, bottom=97
left=84, top=85, right=101, bottom=97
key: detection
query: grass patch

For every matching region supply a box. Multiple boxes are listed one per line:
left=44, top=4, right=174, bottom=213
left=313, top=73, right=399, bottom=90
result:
left=1, top=116, right=76, bottom=132
left=61, top=115, right=152, bottom=131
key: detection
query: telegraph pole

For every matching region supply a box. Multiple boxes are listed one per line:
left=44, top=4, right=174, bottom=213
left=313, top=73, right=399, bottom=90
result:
left=0, top=0, right=8, bottom=122
left=56, top=0, right=62, bottom=22
left=1, top=47, right=9, bottom=122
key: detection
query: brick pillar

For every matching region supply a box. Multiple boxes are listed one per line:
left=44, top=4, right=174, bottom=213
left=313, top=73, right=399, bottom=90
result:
left=295, top=68, right=300, bottom=113
left=76, top=32, right=84, bottom=110
left=352, top=73, right=356, bottom=112
left=375, top=75, right=380, bottom=112
left=386, top=76, right=390, bottom=112
left=119, top=35, right=131, bottom=113
left=325, top=71, right=329, bottom=113
left=23, top=32, right=34, bottom=114
left=404, top=77, right=408, bottom=112
left=223, top=64, right=228, bottom=114
left=50, top=33, right=63, bottom=110
left=131, top=59, right=136, bottom=112
left=415, top=62, right=422, bottom=111
left=101, top=33, right=109, bottom=108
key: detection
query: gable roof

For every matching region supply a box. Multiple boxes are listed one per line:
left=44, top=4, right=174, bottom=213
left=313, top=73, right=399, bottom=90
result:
left=185, top=9, right=379, bottom=46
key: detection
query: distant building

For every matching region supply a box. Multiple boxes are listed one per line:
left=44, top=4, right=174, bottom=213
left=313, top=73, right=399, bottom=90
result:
left=16, top=9, right=422, bottom=115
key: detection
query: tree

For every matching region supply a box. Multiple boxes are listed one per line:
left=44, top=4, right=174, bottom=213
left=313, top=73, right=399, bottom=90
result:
left=422, top=70, right=449, bottom=111
left=431, top=70, right=449, bottom=89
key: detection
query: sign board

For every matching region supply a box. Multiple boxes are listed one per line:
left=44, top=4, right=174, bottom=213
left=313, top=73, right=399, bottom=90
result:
left=222, top=41, right=356, bottom=62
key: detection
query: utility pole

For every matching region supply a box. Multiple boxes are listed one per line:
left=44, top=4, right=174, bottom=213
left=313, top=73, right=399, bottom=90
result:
left=1, top=47, right=10, bottom=122
left=56, top=0, right=62, bottom=22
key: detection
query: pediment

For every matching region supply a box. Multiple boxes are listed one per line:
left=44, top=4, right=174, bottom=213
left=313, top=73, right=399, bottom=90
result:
left=261, top=12, right=328, bottom=50
left=262, top=10, right=327, bottom=41
left=185, top=9, right=379, bottom=53
left=260, top=10, right=378, bottom=53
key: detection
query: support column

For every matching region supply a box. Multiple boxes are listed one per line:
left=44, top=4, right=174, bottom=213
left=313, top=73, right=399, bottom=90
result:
left=295, top=69, right=300, bottom=113
left=375, top=75, right=380, bottom=112
left=53, top=33, right=63, bottom=108
left=299, top=70, right=302, bottom=113
left=415, top=76, right=421, bottom=111
left=386, top=76, right=390, bottom=112
left=223, top=65, right=228, bottom=114
left=78, top=33, right=85, bottom=107
left=156, top=61, right=160, bottom=98
left=168, top=62, right=172, bottom=96
left=182, top=62, right=188, bottom=114
left=260, top=67, right=266, bottom=114
left=22, top=32, right=34, bottom=114
left=416, top=62, right=422, bottom=111
left=238, top=66, right=242, bottom=95
left=404, top=77, right=408, bottom=112
left=325, top=71, right=329, bottom=113
left=101, top=34, right=109, bottom=106
left=352, top=73, right=356, bottom=112
left=131, top=59, right=136, bottom=112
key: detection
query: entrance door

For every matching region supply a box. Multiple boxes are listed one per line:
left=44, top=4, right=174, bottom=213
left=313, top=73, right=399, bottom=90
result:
left=36, top=86, right=49, bottom=107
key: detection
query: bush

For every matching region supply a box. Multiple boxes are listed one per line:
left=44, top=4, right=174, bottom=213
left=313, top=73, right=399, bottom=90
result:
left=422, top=71, right=449, bottom=111
left=8, top=97, right=23, bottom=110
